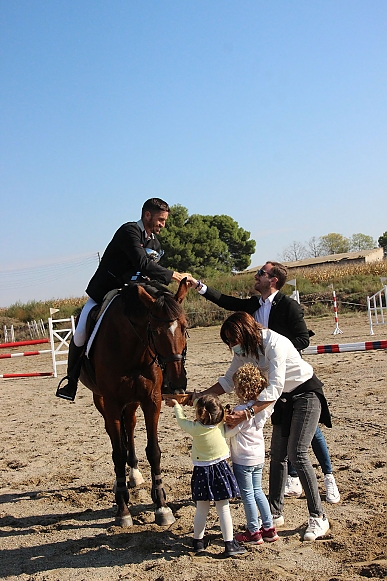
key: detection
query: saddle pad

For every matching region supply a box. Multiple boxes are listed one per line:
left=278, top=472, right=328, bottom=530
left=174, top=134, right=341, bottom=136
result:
left=86, top=294, right=119, bottom=358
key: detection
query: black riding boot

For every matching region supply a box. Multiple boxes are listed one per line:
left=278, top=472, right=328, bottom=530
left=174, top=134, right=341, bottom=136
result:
left=55, top=340, right=84, bottom=402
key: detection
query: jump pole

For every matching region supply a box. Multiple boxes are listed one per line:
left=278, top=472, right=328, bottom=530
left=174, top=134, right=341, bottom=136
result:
left=0, top=338, right=50, bottom=349
left=303, top=340, right=387, bottom=355
left=0, top=349, right=52, bottom=359
left=0, top=372, right=53, bottom=378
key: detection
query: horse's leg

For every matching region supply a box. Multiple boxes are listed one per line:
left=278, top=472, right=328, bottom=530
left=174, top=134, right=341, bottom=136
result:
left=93, top=393, right=133, bottom=527
left=142, top=396, right=175, bottom=526
left=122, top=403, right=145, bottom=487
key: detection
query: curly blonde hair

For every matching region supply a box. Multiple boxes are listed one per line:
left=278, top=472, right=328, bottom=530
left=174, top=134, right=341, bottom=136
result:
left=233, top=363, right=267, bottom=402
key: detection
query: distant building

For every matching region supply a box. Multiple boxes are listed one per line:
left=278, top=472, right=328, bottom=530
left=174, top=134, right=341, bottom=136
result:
left=244, top=247, right=384, bottom=273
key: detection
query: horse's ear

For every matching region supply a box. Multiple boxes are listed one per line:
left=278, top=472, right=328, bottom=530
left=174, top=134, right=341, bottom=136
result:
left=175, top=277, right=189, bottom=304
left=137, top=285, right=157, bottom=309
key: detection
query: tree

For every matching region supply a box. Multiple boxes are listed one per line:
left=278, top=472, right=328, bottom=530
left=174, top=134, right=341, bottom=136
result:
left=281, top=241, right=307, bottom=262
left=201, top=214, right=256, bottom=271
left=158, top=205, right=256, bottom=276
left=305, top=236, right=323, bottom=257
left=349, top=233, right=376, bottom=251
left=319, top=233, right=350, bottom=255
left=378, top=231, right=387, bottom=254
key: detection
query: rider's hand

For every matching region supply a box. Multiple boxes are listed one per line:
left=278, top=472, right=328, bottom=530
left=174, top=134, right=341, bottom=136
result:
left=172, top=272, right=192, bottom=282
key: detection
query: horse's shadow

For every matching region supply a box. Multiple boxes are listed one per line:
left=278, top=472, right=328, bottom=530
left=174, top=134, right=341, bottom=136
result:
left=0, top=489, right=196, bottom=577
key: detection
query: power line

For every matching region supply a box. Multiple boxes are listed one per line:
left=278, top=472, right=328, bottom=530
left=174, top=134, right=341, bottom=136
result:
left=0, top=254, right=99, bottom=290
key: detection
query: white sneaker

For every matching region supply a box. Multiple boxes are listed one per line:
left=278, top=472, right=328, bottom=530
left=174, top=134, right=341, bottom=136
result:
left=303, top=516, right=329, bottom=541
left=285, top=475, right=303, bottom=497
left=324, top=474, right=340, bottom=504
left=272, top=514, right=284, bottom=527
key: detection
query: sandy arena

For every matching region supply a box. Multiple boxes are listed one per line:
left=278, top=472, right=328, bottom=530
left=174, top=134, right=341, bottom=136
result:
left=1, top=312, right=386, bottom=581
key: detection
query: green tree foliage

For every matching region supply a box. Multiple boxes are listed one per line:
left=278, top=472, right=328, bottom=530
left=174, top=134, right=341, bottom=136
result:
left=158, top=205, right=256, bottom=276
left=349, top=233, right=376, bottom=251
left=378, top=231, right=387, bottom=253
left=319, top=233, right=350, bottom=255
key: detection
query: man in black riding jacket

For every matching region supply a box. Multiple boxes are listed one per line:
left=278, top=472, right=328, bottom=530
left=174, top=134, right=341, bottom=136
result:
left=56, top=198, right=191, bottom=402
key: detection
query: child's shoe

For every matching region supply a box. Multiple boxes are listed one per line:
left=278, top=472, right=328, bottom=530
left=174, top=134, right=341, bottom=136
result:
left=223, top=539, right=246, bottom=557
left=193, top=538, right=205, bottom=553
left=260, top=526, right=279, bottom=542
left=235, top=529, right=263, bottom=545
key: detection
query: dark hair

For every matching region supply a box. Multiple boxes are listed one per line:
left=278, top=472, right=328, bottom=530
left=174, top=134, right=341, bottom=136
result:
left=220, top=311, right=264, bottom=357
left=195, top=394, right=224, bottom=426
left=142, top=198, right=170, bottom=217
left=266, top=261, right=288, bottom=290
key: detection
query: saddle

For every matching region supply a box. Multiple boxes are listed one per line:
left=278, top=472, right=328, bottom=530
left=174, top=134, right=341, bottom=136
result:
left=86, top=289, right=120, bottom=338
left=81, top=289, right=121, bottom=387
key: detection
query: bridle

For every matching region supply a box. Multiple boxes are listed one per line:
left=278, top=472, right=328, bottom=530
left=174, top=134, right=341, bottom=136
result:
left=125, top=311, right=188, bottom=372
left=147, top=312, right=188, bottom=373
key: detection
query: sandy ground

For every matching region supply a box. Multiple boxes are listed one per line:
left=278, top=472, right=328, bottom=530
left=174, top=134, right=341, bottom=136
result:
left=1, top=312, right=386, bottom=581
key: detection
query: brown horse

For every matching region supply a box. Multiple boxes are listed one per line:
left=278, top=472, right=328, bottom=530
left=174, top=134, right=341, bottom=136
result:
left=80, top=278, right=189, bottom=527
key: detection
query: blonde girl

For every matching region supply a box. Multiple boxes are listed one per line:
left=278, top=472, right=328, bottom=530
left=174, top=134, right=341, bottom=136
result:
left=226, top=363, right=278, bottom=545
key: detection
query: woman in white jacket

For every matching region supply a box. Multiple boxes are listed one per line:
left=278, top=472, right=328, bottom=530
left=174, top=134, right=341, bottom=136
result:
left=199, top=311, right=332, bottom=542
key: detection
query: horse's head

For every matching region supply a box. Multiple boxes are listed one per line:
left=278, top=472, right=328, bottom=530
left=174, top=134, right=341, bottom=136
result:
left=136, top=279, right=189, bottom=394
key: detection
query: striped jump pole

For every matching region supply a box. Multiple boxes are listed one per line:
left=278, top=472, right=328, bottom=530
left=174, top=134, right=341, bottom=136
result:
left=329, top=286, right=343, bottom=336
left=303, top=340, right=387, bottom=355
left=0, top=349, right=52, bottom=359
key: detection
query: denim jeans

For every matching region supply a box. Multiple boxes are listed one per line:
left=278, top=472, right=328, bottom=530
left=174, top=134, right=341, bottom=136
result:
left=288, top=425, right=333, bottom=476
left=269, top=391, right=324, bottom=518
left=232, top=462, right=273, bottom=531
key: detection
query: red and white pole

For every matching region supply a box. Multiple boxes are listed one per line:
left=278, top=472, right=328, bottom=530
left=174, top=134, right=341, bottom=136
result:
left=332, top=289, right=343, bottom=335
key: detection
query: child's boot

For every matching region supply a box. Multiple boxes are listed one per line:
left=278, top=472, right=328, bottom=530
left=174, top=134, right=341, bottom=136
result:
left=223, top=538, right=246, bottom=557
left=193, top=538, right=205, bottom=554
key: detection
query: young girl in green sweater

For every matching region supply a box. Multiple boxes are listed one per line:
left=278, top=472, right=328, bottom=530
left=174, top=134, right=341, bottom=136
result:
left=165, top=394, right=245, bottom=557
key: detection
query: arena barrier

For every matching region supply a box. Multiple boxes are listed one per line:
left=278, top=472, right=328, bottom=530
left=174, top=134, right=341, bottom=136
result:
left=0, top=316, right=75, bottom=379
left=303, top=340, right=387, bottom=355
left=367, top=285, right=387, bottom=335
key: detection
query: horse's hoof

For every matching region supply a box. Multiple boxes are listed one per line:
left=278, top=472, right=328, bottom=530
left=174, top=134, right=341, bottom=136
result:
left=128, top=467, right=145, bottom=488
left=155, top=506, right=175, bottom=526
left=115, top=513, right=133, bottom=527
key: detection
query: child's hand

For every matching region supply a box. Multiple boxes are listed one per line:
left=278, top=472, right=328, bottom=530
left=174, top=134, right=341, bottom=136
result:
left=164, top=398, right=178, bottom=407
left=226, top=409, right=246, bottom=428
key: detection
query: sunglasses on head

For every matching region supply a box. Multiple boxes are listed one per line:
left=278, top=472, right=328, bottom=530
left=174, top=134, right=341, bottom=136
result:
left=256, top=268, right=275, bottom=277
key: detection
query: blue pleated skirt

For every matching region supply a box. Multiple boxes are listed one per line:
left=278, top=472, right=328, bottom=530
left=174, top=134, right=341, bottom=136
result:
left=191, top=459, right=240, bottom=501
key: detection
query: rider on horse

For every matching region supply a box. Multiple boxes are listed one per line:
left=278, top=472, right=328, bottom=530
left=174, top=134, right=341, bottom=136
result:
left=56, top=197, right=191, bottom=402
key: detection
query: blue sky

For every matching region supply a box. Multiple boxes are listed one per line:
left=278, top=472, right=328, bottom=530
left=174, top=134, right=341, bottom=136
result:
left=1, top=1, right=386, bottom=307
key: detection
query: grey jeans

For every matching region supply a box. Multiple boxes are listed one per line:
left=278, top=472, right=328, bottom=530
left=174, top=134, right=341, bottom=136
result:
left=268, top=391, right=324, bottom=518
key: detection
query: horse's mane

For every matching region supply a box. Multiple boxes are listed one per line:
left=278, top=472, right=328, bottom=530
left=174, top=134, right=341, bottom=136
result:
left=120, top=280, right=184, bottom=321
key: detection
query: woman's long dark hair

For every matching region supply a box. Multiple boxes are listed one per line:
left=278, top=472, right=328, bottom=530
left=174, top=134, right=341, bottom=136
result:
left=220, top=311, right=264, bottom=357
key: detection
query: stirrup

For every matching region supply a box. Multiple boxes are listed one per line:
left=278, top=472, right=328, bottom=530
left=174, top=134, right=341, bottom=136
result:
left=56, top=376, right=77, bottom=401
